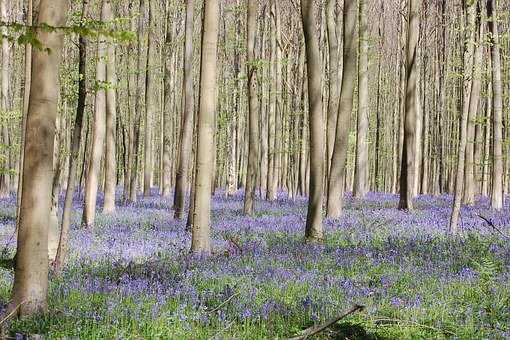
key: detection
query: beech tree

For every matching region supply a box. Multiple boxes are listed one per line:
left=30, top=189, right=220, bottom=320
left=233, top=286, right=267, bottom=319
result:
left=190, top=0, right=219, bottom=254
left=10, top=0, right=68, bottom=317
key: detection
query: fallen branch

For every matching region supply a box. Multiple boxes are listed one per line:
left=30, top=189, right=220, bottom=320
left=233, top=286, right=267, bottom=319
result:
left=374, top=317, right=457, bottom=336
left=288, top=304, right=365, bottom=340
left=207, top=292, right=240, bottom=313
left=475, top=213, right=510, bottom=240
left=0, top=300, right=27, bottom=326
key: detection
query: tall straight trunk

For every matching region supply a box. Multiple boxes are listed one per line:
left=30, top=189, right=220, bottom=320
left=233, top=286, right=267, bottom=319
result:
left=327, top=0, right=357, bottom=218
left=11, top=0, right=68, bottom=317
left=143, top=1, right=156, bottom=197
left=487, top=0, right=503, bottom=210
left=464, top=5, right=484, bottom=205
left=55, top=0, right=89, bottom=272
left=162, top=5, right=175, bottom=197
left=450, top=2, right=477, bottom=232
left=326, top=0, right=340, bottom=181
left=103, top=0, right=116, bottom=213
left=82, top=0, right=108, bottom=228
left=16, top=0, right=32, bottom=223
left=301, top=0, right=325, bottom=242
left=243, top=0, right=259, bottom=215
left=128, top=0, right=147, bottom=203
left=0, top=0, right=11, bottom=198
left=266, top=7, right=277, bottom=202
left=174, top=0, right=195, bottom=218
left=398, top=0, right=420, bottom=210
left=353, top=0, right=369, bottom=199
left=190, top=0, right=219, bottom=254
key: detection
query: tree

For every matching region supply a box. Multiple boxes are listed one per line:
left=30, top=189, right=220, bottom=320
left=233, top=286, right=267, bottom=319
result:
left=104, top=0, right=117, bottom=213
left=353, top=0, right=369, bottom=199
left=174, top=0, right=195, bottom=219
left=190, top=0, right=219, bottom=254
left=301, top=0, right=325, bottom=242
left=487, top=0, right=503, bottom=210
left=82, top=0, right=109, bottom=228
left=243, top=0, right=260, bottom=216
left=450, top=1, right=478, bottom=232
left=55, top=0, right=90, bottom=271
left=327, top=0, right=358, bottom=218
left=10, top=0, right=68, bottom=317
left=143, top=0, right=156, bottom=197
left=398, top=0, right=420, bottom=211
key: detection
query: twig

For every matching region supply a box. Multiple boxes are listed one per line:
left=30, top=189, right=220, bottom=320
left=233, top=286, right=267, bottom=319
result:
left=207, top=292, right=240, bottom=313
left=288, top=304, right=365, bottom=340
left=225, top=236, right=243, bottom=255
left=373, top=317, right=457, bottom=336
left=475, top=213, right=510, bottom=240
left=0, top=300, right=27, bottom=326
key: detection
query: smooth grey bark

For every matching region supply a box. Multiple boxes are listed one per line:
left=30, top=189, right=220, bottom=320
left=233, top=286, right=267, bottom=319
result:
left=11, top=0, right=68, bottom=317
left=103, top=0, right=116, bottom=213
left=174, top=0, right=195, bottom=219
left=82, top=0, right=108, bottom=228
left=487, top=0, right=503, bottom=210
left=243, top=0, right=260, bottom=216
left=327, top=0, right=358, bottom=218
left=190, top=0, right=219, bottom=254
left=301, top=0, right=325, bottom=242
left=353, top=0, right=369, bottom=199
left=398, top=0, right=420, bottom=211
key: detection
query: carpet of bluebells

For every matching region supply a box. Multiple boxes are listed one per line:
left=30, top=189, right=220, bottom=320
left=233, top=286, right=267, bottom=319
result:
left=0, top=190, right=509, bottom=339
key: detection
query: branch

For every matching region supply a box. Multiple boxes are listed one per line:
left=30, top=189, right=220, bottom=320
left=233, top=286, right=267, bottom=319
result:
left=206, top=292, right=240, bottom=313
left=288, top=304, right=365, bottom=340
left=475, top=213, right=510, bottom=240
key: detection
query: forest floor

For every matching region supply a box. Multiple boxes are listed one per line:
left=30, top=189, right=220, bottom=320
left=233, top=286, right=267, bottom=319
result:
left=0, top=191, right=509, bottom=339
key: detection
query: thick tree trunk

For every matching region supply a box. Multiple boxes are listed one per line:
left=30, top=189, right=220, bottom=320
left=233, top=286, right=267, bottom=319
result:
left=327, top=0, right=357, bottom=218
left=11, top=0, right=68, bottom=317
left=190, top=0, right=219, bottom=254
left=301, top=0, right=325, bottom=242
left=243, top=0, right=260, bottom=215
left=398, top=0, right=420, bottom=211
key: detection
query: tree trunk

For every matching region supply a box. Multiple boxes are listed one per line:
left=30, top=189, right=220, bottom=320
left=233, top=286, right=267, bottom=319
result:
left=82, top=0, right=108, bottom=228
left=174, top=0, right=195, bottom=219
left=301, top=0, right=325, bottom=242
left=487, top=0, right=503, bottom=210
left=103, top=0, right=116, bottom=213
left=327, top=0, right=357, bottom=218
left=11, top=0, right=68, bottom=318
left=353, top=0, right=369, bottom=199
left=143, top=0, right=156, bottom=197
left=398, top=0, right=420, bottom=211
left=190, top=0, right=219, bottom=254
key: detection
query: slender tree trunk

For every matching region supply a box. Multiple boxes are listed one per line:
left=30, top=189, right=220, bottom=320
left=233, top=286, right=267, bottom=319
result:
left=327, top=0, right=357, bottom=218
left=174, top=0, right=195, bottom=218
left=128, top=0, right=147, bottom=203
left=10, top=0, right=68, bottom=318
left=353, top=0, right=369, bottom=199
left=326, top=0, right=340, bottom=183
left=190, top=0, right=219, bottom=254
left=103, top=0, right=116, bottom=213
left=450, top=2, right=477, bottom=232
left=0, top=0, right=11, bottom=198
left=143, top=1, right=156, bottom=197
left=82, top=0, right=108, bottom=228
left=243, top=0, right=259, bottom=215
left=487, top=0, right=503, bottom=210
left=301, top=0, right=325, bottom=242
left=398, top=0, right=420, bottom=211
